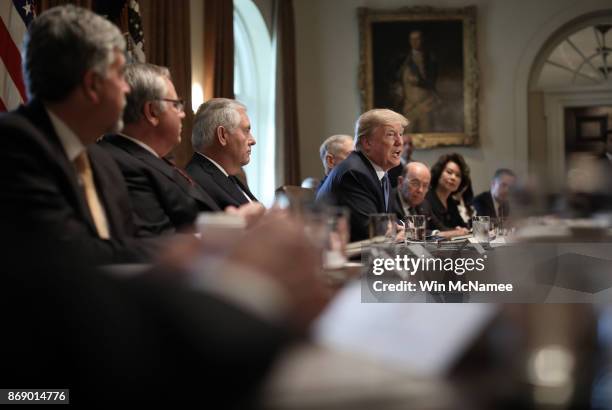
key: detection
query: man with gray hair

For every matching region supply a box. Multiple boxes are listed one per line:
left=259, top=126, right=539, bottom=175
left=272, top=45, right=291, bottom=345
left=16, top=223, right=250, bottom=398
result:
left=316, top=108, right=408, bottom=241
left=187, top=98, right=258, bottom=209
left=319, top=134, right=354, bottom=176
left=318, top=134, right=353, bottom=189
left=0, top=5, right=156, bottom=263
left=98, top=63, right=221, bottom=236
left=0, top=7, right=328, bottom=404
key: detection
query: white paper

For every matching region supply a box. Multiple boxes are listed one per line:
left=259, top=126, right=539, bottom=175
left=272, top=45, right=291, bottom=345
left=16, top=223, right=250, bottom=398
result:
left=314, top=281, right=497, bottom=378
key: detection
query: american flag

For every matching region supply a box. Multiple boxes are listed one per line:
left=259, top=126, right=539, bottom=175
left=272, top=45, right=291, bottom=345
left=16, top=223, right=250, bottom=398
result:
left=126, top=0, right=145, bottom=63
left=0, top=0, right=35, bottom=112
left=93, top=0, right=145, bottom=63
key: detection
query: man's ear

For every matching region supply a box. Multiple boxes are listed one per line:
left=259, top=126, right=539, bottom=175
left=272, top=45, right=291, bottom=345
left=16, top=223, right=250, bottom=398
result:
left=398, top=175, right=404, bottom=187
left=81, top=70, right=101, bottom=103
left=361, top=136, right=372, bottom=153
left=325, top=153, right=334, bottom=169
left=217, top=126, right=228, bottom=146
left=143, top=101, right=160, bottom=126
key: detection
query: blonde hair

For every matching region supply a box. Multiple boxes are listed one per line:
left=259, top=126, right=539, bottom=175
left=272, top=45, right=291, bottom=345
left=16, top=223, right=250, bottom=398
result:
left=354, top=109, right=408, bottom=150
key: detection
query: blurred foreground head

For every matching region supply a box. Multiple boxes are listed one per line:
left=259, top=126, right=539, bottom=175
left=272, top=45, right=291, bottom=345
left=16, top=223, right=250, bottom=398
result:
left=23, top=5, right=129, bottom=137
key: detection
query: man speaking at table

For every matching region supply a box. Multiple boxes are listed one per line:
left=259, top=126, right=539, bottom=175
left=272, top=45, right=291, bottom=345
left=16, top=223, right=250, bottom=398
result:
left=316, top=109, right=408, bottom=241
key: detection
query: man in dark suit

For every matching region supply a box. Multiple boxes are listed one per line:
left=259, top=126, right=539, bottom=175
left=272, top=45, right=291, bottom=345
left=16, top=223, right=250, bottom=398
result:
left=391, top=161, right=438, bottom=227
left=3, top=212, right=329, bottom=406
left=0, top=7, right=330, bottom=405
left=317, top=134, right=354, bottom=190
left=99, top=63, right=221, bottom=236
left=316, top=109, right=408, bottom=241
left=473, top=168, right=517, bottom=219
left=0, top=5, right=157, bottom=264
left=187, top=98, right=258, bottom=209
left=391, top=161, right=471, bottom=240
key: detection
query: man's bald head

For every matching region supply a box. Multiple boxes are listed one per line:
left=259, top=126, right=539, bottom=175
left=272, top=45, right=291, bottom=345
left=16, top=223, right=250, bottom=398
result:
left=398, top=162, right=431, bottom=208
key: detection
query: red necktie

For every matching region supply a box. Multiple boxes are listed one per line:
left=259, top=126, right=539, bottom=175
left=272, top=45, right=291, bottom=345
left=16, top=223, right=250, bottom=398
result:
left=163, top=157, right=194, bottom=185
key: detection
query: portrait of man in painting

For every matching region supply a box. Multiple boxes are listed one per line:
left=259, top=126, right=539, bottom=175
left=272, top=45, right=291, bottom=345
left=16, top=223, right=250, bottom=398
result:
left=359, top=7, right=478, bottom=148
left=375, top=21, right=464, bottom=134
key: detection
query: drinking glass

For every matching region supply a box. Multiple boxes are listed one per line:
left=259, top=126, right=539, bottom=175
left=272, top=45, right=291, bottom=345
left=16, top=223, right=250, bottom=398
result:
left=405, top=215, right=427, bottom=242
left=492, top=217, right=508, bottom=237
left=472, top=216, right=490, bottom=243
left=368, top=213, right=397, bottom=243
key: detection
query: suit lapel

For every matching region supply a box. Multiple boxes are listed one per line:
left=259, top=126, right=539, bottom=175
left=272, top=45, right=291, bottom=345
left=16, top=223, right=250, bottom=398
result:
left=105, top=134, right=176, bottom=180
left=22, top=101, right=98, bottom=234
left=104, top=135, right=218, bottom=210
left=356, top=151, right=385, bottom=211
left=200, top=156, right=248, bottom=205
left=232, top=175, right=257, bottom=202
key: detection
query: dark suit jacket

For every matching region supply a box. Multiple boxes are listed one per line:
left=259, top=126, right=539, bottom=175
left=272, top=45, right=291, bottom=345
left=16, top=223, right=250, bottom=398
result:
left=473, top=190, right=509, bottom=218
left=390, top=188, right=442, bottom=231
left=426, top=190, right=468, bottom=230
left=186, top=153, right=257, bottom=209
left=316, top=151, right=388, bottom=242
left=2, top=240, right=290, bottom=406
left=0, top=99, right=157, bottom=263
left=99, top=134, right=221, bottom=236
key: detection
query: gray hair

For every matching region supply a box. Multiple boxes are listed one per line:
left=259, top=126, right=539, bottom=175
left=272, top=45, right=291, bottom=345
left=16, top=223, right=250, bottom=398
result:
left=122, top=63, right=170, bottom=125
left=354, top=109, right=409, bottom=150
left=319, top=134, right=353, bottom=172
left=23, top=5, right=126, bottom=102
left=192, top=98, right=246, bottom=151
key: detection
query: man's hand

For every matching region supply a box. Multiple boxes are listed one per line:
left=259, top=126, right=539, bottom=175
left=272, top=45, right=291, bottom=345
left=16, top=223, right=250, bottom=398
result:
left=225, top=212, right=330, bottom=332
left=225, top=202, right=266, bottom=228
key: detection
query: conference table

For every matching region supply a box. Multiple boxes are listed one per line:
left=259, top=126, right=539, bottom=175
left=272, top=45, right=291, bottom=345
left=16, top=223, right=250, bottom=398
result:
left=259, top=223, right=612, bottom=409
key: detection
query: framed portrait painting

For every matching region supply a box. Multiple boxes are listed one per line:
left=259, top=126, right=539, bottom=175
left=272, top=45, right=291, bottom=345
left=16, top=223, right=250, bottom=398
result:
left=358, top=6, right=479, bottom=148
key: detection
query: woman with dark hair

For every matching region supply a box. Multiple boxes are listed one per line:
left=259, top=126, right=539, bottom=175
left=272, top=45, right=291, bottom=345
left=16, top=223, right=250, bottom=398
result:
left=454, top=176, right=475, bottom=225
left=427, top=153, right=471, bottom=237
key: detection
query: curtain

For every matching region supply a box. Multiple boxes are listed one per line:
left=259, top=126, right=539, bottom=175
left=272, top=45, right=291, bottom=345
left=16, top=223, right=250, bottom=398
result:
left=203, top=0, right=234, bottom=101
left=140, top=0, right=193, bottom=167
left=274, top=0, right=300, bottom=185
left=38, top=0, right=92, bottom=10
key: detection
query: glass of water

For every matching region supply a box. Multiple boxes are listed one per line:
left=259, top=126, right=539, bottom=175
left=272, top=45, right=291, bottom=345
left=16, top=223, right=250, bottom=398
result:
left=472, top=216, right=490, bottom=243
left=405, top=215, right=427, bottom=242
left=368, top=213, right=397, bottom=243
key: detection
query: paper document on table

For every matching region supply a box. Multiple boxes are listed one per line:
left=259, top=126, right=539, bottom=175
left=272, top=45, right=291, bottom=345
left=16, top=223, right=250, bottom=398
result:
left=314, top=281, right=497, bottom=378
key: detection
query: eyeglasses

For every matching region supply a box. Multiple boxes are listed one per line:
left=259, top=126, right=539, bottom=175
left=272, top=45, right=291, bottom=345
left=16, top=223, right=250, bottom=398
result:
left=157, top=98, right=185, bottom=112
left=408, top=180, right=430, bottom=190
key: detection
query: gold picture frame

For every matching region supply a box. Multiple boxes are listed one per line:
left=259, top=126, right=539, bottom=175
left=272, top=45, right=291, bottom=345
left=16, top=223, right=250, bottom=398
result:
left=359, top=6, right=479, bottom=148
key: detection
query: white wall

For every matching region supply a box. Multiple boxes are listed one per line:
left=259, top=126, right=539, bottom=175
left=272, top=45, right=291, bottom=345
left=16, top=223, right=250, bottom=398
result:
left=293, top=0, right=608, bottom=193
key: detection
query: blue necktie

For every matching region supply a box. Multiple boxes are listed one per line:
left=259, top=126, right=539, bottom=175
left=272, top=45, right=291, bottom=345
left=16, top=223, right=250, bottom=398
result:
left=382, top=173, right=390, bottom=212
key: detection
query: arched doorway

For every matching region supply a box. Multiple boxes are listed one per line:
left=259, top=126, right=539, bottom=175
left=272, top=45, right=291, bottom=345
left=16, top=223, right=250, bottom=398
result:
left=527, top=11, right=612, bottom=191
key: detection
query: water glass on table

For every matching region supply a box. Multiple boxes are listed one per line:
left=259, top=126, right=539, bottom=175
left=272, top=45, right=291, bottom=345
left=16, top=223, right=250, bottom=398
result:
left=472, top=216, right=490, bottom=243
left=368, top=213, right=397, bottom=243
left=405, top=215, right=427, bottom=242
left=490, top=217, right=507, bottom=238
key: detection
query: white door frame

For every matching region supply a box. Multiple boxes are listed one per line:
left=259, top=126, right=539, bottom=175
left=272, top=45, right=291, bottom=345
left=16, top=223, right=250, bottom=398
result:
left=543, top=88, right=612, bottom=190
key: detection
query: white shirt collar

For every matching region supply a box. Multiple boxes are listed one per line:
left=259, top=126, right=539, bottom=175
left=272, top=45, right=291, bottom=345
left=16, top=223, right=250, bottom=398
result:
left=196, top=152, right=229, bottom=177
left=118, top=133, right=160, bottom=158
left=363, top=154, right=386, bottom=181
left=46, top=107, right=84, bottom=162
